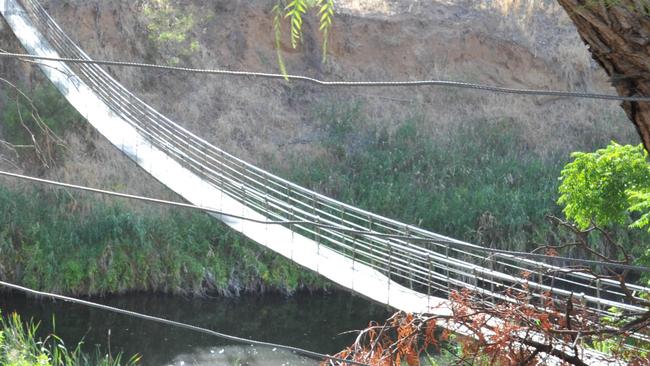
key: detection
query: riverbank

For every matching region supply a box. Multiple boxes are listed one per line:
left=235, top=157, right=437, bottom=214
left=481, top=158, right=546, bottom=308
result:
left=0, top=185, right=328, bottom=297
left=0, top=71, right=642, bottom=298
left=278, top=104, right=642, bottom=254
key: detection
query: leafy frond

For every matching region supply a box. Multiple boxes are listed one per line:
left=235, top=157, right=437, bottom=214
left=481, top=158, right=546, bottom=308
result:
left=317, top=0, right=335, bottom=62
left=558, top=142, right=650, bottom=229
left=271, top=0, right=335, bottom=73
left=285, top=0, right=308, bottom=49
left=272, top=2, right=289, bottom=78
left=628, top=189, right=650, bottom=231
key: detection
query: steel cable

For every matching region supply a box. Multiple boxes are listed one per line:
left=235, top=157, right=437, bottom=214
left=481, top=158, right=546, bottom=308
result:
left=0, top=51, right=648, bottom=102
left=0, top=167, right=646, bottom=310
left=10, top=0, right=650, bottom=320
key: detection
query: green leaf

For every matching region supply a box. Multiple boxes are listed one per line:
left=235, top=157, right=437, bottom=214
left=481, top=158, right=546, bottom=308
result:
left=285, top=0, right=307, bottom=48
left=272, top=0, right=334, bottom=68
left=272, top=2, right=289, bottom=79
left=318, top=0, right=334, bottom=62
left=558, top=142, right=650, bottom=229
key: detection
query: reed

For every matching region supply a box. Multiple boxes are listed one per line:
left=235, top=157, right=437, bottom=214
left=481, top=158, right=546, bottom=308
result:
left=279, top=102, right=640, bottom=253
left=0, top=186, right=327, bottom=297
left=0, top=310, right=140, bottom=366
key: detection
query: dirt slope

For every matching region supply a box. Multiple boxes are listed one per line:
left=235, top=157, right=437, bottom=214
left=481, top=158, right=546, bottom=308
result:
left=0, top=0, right=638, bottom=196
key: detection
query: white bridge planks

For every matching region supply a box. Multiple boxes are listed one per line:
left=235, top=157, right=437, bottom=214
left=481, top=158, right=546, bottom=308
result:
left=0, top=1, right=630, bottom=363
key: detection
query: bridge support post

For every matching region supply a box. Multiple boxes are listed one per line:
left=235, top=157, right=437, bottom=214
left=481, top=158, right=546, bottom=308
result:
left=368, top=217, right=375, bottom=270
left=387, top=244, right=393, bottom=306
left=286, top=183, right=295, bottom=260
left=264, top=172, right=270, bottom=221
left=404, top=227, right=414, bottom=290
left=445, top=243, right=451, bottom=296
left=472, top=267, right=480, bottom=298
left=352, top=236, right=357, bottom=270
left=427, top=253, right=432, bottom=307
left=315, top=216, right=321, bottom=255
left=239, top=161, right=247, bottom=229
left=538, top=265, right=544, bottom=308
left=489, top=255, right=495, bottom=303
left=312, top=192, right=320, bottom=255
left=596, top=279, right=602, bottom=314
left=219, top=150, right=225, bottom=203
left=199, top=145, right=208, bottom=208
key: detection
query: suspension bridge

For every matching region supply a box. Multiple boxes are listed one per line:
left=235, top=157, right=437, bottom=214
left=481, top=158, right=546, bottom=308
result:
left=1, top=0, right=649, bottom=364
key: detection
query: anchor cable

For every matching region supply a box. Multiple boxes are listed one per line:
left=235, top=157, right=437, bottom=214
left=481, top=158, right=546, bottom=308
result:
left=0, top=51, right=648, bottom=102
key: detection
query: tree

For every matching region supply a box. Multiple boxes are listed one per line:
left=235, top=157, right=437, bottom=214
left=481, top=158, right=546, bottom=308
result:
left=556, top=142, right=650, bottom=264
left=556, top=1, right=650, bottom=151
left=558, top=142, right=650, bottom=230
left=272, top=0, right=334, bottom=76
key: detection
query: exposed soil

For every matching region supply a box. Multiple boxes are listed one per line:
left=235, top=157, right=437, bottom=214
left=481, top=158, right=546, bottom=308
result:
left=0, top=0, right=638, bottom=197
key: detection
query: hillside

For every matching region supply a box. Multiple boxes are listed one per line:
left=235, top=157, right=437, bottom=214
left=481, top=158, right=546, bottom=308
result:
left=0, top=0, right=637, bottom=187
left=0, top=0, right=643, bottom=295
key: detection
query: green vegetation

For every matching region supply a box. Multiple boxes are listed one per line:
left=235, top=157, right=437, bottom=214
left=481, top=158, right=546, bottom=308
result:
left=1, top=88, right=645, bottom=296
left=558, top=142, right=650, bottom=229
left=272, top=0, right=335, bottom=74
left=2, top=70, right=327, bottom=299
left=2, top=82, right=76, bottom=143
left=0, top=186, right=327, bottom=296
left=1, top=82, right=82, bottom=162
left=1, top=85, right=645, bottom=296
left=142, top=0, right=200, bottom=64
left=281, top=103, right=573, bottom=251
left=557, top=141, right=650, bottom=268
left=0, top=310, right=139, bottom=366
left=277, top=103, right=648, bottom=257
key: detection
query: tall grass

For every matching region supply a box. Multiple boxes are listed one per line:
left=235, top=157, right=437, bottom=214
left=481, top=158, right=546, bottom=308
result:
left=0, top=186, right=327, bottom=296
left=0, top=310, right=139, bottom=366
left=280, top=102, right=623, bottom=252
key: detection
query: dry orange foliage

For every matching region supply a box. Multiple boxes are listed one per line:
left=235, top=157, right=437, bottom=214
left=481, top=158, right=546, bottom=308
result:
left=325, top=285, right=650, bottom=366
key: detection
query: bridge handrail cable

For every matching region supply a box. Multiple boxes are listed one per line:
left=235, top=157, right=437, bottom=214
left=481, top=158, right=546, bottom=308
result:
left=17, top=0, right=650, bottom=321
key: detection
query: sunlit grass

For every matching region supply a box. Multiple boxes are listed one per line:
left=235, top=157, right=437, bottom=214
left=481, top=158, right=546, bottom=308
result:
left=0, top=310, right=140, bottom=366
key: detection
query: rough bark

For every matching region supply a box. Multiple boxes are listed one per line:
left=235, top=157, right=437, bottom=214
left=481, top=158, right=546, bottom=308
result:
left=556, top=0, right=650, bottom=150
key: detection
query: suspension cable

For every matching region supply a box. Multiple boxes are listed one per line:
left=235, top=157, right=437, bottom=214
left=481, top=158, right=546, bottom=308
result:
left=3, top=0, right=649, bottom=319
left=0, top=51, right=648, bottom=102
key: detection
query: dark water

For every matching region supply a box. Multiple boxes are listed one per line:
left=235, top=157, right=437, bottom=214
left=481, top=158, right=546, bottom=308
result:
left=0, top=290, right=391, bottom=365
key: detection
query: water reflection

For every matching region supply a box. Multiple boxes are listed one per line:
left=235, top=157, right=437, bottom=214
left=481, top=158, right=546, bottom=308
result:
left=0, top=290, right=390, bottom=366
left=168, top=345, right=319, bottom=366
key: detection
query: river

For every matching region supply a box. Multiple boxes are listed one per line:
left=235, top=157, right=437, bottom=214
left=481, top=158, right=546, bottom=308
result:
left=0, top=290, right=391, bottom=366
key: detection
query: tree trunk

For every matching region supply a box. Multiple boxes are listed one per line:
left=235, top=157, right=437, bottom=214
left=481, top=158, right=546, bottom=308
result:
left=556, top=1, right=650, bottom=150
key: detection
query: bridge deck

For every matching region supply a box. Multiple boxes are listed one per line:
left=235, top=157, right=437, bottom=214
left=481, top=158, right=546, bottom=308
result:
left=1, top=0, right=646, bottom=364
left=0, top=0, right=451, bottom=315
